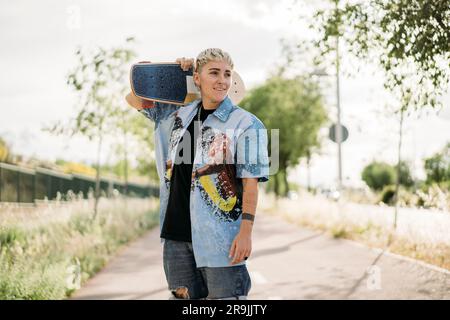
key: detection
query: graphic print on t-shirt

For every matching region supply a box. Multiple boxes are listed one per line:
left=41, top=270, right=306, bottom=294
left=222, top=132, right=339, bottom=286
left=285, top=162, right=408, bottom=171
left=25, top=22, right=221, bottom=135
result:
left=193, top=126, right=242, bottom=222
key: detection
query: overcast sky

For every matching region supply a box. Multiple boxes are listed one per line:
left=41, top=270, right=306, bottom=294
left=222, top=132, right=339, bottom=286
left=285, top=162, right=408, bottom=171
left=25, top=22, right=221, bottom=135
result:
left=1, top=0, right=449, bottom=189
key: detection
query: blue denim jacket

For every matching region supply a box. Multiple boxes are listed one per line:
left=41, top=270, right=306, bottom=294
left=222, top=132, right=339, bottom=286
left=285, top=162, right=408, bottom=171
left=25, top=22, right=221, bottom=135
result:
left=139, top=96, right=269, bottom=267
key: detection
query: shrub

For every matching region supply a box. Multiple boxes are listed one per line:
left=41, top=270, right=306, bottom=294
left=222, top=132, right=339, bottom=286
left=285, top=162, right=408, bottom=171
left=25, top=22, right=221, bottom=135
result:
left=362, top=162, right=396, bottom=191
left=380, top=185, right=396, bottom=205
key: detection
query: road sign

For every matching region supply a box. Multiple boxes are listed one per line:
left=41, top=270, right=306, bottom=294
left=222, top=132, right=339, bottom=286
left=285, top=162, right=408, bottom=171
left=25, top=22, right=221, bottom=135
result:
left=329, top=123, right=349, bottom=143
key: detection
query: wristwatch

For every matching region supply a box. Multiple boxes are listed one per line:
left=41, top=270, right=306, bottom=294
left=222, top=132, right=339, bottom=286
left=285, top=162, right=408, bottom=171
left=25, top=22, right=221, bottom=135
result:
left=242, top=213, right=255, bottom=222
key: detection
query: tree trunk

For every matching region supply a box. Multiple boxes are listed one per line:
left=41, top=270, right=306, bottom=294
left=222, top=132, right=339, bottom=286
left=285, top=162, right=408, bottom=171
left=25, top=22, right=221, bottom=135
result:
left=274, top=172, right=279, bottom=199
left=393, top=107, right=405, bottom=230
left=93, top=129, right=103, bottom=221
left=307, top=152, right=311, bottom=192
left=123, top=129, right=129, bottom=196
left=282, top=169, right=289, bottom=197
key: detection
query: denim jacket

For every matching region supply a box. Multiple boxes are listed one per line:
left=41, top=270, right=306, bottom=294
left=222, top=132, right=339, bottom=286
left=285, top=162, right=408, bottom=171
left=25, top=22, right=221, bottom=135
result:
left=139, top=96, right=269, bottom=267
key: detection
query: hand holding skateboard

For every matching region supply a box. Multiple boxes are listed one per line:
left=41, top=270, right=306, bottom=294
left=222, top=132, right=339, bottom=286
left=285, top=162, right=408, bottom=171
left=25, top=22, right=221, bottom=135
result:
left=176, top=57, right=195, bottom=71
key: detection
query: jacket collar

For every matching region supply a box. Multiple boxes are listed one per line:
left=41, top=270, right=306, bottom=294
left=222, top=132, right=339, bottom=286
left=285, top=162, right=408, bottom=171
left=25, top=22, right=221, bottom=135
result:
left=211, top=96, right=234, bottom=122
left=177, top=95, right=234, bottom=125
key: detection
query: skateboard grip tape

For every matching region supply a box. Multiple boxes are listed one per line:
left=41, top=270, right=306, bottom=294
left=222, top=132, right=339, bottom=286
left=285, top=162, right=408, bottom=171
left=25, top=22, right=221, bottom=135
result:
left=132, top=65, right=189, bottom=103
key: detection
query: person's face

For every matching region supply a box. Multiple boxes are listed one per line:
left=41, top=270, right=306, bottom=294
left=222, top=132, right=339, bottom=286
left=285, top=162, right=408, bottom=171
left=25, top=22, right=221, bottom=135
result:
left=194, top=60, right=232, bottom=106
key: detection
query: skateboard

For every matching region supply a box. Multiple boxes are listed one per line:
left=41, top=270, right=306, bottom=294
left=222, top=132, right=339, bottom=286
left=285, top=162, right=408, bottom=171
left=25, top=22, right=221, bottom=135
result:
left=128, top=62, right=246, bottom=108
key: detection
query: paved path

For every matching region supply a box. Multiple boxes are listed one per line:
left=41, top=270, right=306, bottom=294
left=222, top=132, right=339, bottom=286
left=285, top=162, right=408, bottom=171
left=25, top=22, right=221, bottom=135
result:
left=71, top=213, right=450, bottom=300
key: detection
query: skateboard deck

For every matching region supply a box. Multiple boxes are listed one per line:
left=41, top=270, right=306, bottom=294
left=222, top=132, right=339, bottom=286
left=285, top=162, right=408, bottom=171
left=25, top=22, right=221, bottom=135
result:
left=129, top=62, right=246, bottom=107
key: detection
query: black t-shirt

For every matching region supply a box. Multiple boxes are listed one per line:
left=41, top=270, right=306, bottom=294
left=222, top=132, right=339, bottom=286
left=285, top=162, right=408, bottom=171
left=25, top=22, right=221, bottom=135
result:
left=161, top=104, right=215, bottom=242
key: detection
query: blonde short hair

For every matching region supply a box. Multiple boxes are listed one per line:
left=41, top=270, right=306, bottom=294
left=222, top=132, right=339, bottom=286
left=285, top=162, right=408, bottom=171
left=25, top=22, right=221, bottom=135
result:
left=195, top=48, right=234, bottom=73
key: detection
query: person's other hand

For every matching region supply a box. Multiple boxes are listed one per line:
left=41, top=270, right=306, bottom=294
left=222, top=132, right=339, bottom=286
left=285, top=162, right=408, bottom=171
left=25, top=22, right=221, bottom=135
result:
left=176, top=57, right=195, bottom=71
left=228, top=232, right=252, bottom=265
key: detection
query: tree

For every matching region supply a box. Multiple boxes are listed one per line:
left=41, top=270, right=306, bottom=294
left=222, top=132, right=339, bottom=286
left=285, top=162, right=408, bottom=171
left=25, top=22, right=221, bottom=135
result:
left=240, top=76, right=328, bottom=197
left=362, top=160, right=414, bottom=191
left=362, top=161, right=396, bottom=191
left=313, top=0, right=449, bottom=228
left=46, top=38, right=136, bottom=219
left=128, top=111, right=159, bottom=184
left=313, top=0, right=449, bottom=111
left=398, top=161, right=414, bottom=188
left=112, top=101, right=149, bottom=194
left=424, top=143, right=450, bottom=185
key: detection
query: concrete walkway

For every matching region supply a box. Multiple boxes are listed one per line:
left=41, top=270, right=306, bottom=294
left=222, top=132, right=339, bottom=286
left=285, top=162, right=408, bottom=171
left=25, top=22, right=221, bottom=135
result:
left=71, top=213, right=450, bottom=300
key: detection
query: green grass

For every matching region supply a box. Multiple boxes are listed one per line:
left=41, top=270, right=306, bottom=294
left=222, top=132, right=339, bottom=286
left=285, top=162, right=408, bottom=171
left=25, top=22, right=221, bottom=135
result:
left=330, top=226, right=349, bottom=239
left=0, top=198, right=159, bottom=300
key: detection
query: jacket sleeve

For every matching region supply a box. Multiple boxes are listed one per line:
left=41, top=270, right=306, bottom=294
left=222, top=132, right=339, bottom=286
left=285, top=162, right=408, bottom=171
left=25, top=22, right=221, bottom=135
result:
left=235, top=116, right=270, bottom=182
left=138, top=102, right=180, bottom=124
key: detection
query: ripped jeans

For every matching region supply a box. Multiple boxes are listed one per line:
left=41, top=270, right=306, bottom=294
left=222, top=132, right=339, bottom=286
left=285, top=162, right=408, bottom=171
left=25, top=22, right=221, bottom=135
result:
left=162, top=239, right=252, bottom=300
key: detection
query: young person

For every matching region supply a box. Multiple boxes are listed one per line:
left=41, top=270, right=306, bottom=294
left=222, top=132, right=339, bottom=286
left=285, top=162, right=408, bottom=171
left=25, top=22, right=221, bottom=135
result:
left=128, top=48, right=269, bottom=299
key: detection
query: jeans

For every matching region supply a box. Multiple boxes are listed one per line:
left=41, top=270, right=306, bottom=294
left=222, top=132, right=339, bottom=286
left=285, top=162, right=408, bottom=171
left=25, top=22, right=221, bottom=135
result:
left=163, top=239, right=252, bottom=300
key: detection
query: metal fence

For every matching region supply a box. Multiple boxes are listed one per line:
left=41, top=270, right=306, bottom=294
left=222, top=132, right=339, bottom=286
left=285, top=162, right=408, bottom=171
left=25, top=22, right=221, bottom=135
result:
left=0, top=162, right=159, bottom=203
